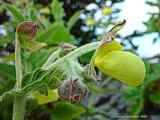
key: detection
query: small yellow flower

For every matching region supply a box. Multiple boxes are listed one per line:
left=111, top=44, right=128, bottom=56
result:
left=86, top=17, right=96, bottom=26
left=102, top=7, right=112, bottom=16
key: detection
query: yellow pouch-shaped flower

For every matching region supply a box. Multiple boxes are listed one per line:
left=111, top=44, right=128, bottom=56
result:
left=95, top=40, right=123, bottom=62
left=94, top=41, right=145, bottom=86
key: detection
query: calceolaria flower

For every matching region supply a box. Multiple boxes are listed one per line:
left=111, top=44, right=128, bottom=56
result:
left=58, top=79, right=88, bottom=102
left=93, top=20, right=145, bottom=86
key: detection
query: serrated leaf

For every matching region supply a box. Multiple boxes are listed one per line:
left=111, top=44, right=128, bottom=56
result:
left=29, top=49, right=52, bottom=69
left=5, top=4, right=25, bottom=22
left=32, top=89, right=59, bottom=105
left=51, top=101, right=86, bottom=120
left=34, top=23, right=58, bottom=43
left=51, top=0, right=64, bottom=21
left=67, top=11, right=81, bottom=30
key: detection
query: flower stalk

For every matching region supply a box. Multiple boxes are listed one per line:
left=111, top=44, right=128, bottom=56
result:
left=12, top=33, right=26, bottom=120
left=43, top=41, right=100, bottom=70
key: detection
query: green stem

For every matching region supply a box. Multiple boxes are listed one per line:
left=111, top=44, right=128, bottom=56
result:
left=43, top=41, right=100, bottom=70
left=15, top=35, right=22, bottom=88
left=21, top=42, right=100, bottom=94
left=42, top=49, right=61, bottom=69
left=13, top=96, right=26, bottom=120
left=12, top=34, right=25, bottom=120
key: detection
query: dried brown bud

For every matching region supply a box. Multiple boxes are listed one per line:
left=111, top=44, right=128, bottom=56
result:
left=58, top=79, right=88, bottom=103
left=16, top=21, right=38, bottom=40
left=59, top=43, right=77, bottom=54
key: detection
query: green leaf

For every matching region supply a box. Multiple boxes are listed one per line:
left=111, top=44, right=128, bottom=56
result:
left=123, top=87, right=142, bottom=101
left=144, top=63, right=160, bottom=86
left=21, top=39, right=47, bottom=53
left=79, top=51, right=94, bottom=64
left=29, top=49, right=52, bottom=69
left=149, top=93, right=160, bottom=104
left=42, top=49, right=61, bottom=69
left=0, top=31, right=14, bottom=47
left=0, top=63, right=15, bottom=96
left=34, top=23, right=58, bottom=43
left=67, top=11, right=81, bottom=30
left=51, top=0, right=64, bottom=22
left=130, top=99, right=143, bottom=116
left=32, top=89, right=59, bottom=105
left=51, top=101, right=86, bottom=120
left=0, top=63, right=15, bottom=81
left=144, top=60, right=151, bottom=75
left=87, top=82, right=117, bottom=94
left=0, top=90, right=14, bottom=103
left=5, top=4, right=25, bottom=22
left=35, top=22, right=75, bottom=45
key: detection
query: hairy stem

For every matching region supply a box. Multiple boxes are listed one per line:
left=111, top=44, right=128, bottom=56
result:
left=43, top=41, right=100, bottom=70
left=12, top=34, right=25, bottom=120
left=21, top=42, right=100, bottom=95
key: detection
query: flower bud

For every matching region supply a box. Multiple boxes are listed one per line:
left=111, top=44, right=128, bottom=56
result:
left=16, top=21, right=38, bottom=40
left=60, top=43, right=77, bottom=54
left=58, top=79, right=88, bottom=102
left=16, top=21, right=46, bottom=52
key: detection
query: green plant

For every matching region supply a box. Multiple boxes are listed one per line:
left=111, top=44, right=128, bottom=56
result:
left=0, top=0, right=149, bottom=120
left=1, top=19, right=145, bottom=120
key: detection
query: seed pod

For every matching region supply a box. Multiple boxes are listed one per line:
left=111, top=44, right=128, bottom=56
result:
left=58, top=79, right=88, bottom=102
